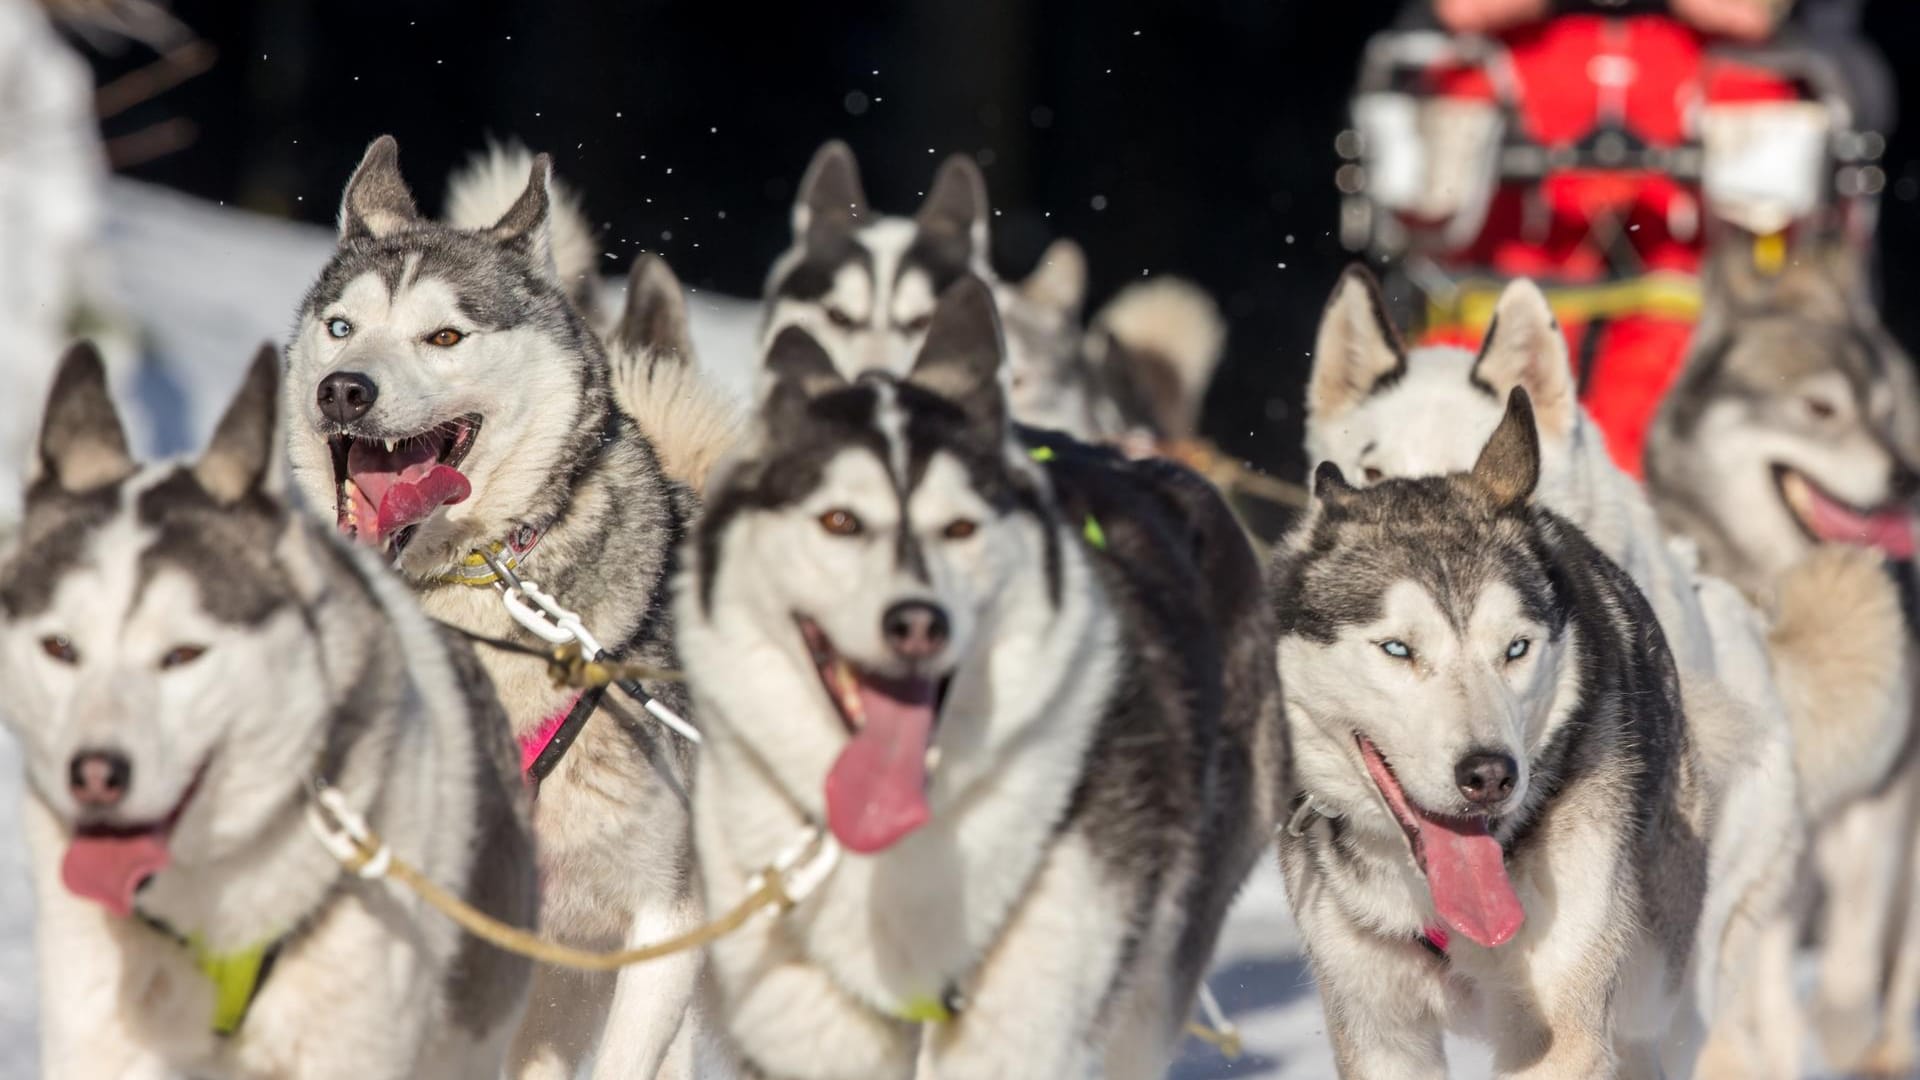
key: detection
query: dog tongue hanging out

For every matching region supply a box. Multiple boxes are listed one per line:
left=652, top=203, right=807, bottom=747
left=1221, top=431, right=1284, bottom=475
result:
left=337, top=434, right=473, bottom=549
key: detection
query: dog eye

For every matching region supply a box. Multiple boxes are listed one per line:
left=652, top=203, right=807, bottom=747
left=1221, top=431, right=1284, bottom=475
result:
left=1804, top=396, right=1837, bottom=421
left=1379, top=639, right=1412, bottom=660
left=39, top=635, right=78, bottom=664
left=825, top=308, right=858, bottom=330
left=326, top=317, right=353, bottom=340
left=942, top=518, right=978, bottom=541
left=1506, top=637, right=1530, bottom=661
left=159, top=645, right=207, bottom=670
left=899, top=313, right=933, bottom=335
left=1362, top=466, right=1384, bottom=484
left=425, top=328, right=465, bottom=348
left=818, top=509, right=863, bottom=536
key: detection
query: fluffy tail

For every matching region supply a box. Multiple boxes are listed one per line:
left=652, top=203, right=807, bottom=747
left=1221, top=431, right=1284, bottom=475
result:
left=1768, top=545, right=1911, bottom=817
left=444, top=142, right=602, bottom=317
left=1087, top=276, right=1226, bottom=440
left=607, top=254, right=743, bottom=491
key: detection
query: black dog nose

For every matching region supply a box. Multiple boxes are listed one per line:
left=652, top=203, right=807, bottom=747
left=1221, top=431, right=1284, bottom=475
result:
left=68, top=750, right=131, bottom=809
left=1455, top=751, right=1517, bottom=807
left=316, top=371, right=378, bottom=424
left=882, top=601, right=950, bottom=660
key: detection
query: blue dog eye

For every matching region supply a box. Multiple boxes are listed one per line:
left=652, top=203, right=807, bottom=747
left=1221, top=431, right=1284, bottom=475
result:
left=1380, top=640, right=1411, bottom=659
left=1507, top=638, right=1530, bottom=660
left=327, top=317, right=352, bottom=339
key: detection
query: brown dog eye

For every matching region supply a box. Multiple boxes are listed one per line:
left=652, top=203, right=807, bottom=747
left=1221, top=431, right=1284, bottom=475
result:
left=826, top=308, right=858, bottom=330
left=900, top=313, right=933, bottom=335
left=943, top=519, right=978, bottom=540
left=159, top=645, right=207, bottom=670
left=40, top=636, right=78, bottom=664
left=818, top=509, right=863, bottom=536
left=1805, top=397, right=1836, bottom=421
left=426, top=328, right=465, bottom=347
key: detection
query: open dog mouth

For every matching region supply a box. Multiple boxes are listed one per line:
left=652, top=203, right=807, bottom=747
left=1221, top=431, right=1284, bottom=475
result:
left=1354, top=734, right=1524, bottom=949
left=328, top=415, right=481, bottom=558
left=1774, top=464, right=1915, bottom=560
left=60, top=762, right=207, bottom=919
left=797, top=616, right=952, bottom=855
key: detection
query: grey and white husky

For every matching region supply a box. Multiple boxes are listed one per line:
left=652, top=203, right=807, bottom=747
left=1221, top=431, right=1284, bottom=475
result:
left=1302, top=265, right=1909, bottom=1075
left=0, top=343, right=535, bottom=1078
left=676, top=277, right=1282, bottom=1078
left=1647, top=241, right=1920, bottom=1076
left=764, top=141, right=1226, bottom=444
left=1272, top=390, right=1717, bottom=1076
left=282, top=136, right=719, bottom=1079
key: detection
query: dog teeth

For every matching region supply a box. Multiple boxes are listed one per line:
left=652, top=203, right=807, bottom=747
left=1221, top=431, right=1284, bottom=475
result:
left=384, top=438, right=398, bottom=453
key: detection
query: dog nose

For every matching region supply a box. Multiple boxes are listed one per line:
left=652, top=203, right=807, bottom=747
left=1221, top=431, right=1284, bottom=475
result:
left=316, top=371, right=378, bottom=424
left=882, top=601, right=950, bottom=660
left=68, top=750, right=131, bottom=809
left=1454, top=751, right=1517, bottom=807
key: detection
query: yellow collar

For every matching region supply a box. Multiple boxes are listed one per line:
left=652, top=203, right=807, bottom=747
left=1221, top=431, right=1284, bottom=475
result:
left=434, top=524, right=547, bottom=587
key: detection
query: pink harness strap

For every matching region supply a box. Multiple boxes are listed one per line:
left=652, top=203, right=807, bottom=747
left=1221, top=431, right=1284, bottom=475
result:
left=1421, top=925, right=1450, bottom=955
left=520, top=695, right=582, bottom=774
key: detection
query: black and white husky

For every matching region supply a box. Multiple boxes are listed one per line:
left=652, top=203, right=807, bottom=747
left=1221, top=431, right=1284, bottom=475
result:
left=1272, top=391, right=1717, bottom=1077
left=0, top=344, right=536, bottom=1078
left=676, top=277, right=1282, bottom=1078
left=282, top=136, right=724, bottom=1078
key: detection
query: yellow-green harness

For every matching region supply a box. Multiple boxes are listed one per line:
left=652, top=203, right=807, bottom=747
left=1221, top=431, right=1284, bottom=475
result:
left=1026, top=445, right=1107, bottom=551
left=139, top=914, right=281, bottom=1036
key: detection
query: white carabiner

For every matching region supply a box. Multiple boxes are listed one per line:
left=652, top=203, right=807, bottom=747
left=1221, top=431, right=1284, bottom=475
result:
left=305, top=783, right=392, bottom=880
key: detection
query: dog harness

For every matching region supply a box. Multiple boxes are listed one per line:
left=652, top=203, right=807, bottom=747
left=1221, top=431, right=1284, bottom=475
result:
left=137, top=912, right=283, bottom=1036
left=520, top=690, right=598, bottom=782
left=1026, top=445, right=1107, bottom=550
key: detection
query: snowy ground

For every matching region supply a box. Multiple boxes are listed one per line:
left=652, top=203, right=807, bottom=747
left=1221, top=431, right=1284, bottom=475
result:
left=0, top=180, right=1863, bottom=1078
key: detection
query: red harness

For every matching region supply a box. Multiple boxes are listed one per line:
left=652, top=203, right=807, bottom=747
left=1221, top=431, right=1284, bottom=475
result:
left=521, top=693, right=585, bottom=777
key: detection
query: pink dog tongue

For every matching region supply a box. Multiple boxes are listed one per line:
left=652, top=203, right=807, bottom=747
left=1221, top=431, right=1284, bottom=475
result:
left=1803, top=486, right=1917, bottom=560
left=824, top=678, right=936, bottom=854
left=1358, top=738, right=1525, bottom=949
left=62, top=831, right=170, bottom=918
left=375, top=465, right=471, bottom=539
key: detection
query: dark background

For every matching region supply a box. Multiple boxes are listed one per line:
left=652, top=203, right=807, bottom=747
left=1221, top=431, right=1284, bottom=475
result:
left=75, top=0, right=1920, bottom=484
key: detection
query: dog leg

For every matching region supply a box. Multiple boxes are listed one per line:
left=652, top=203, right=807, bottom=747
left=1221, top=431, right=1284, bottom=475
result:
left=589, top=893, right=703, bottom=1080
left=509, top=964, right=617, bottom=1080
left=1812, top=764, right=1917, bottom=1071
left=1857, top=793, right=1920, bottom=1079
left=1287, top=886, right=1446, bottom=1080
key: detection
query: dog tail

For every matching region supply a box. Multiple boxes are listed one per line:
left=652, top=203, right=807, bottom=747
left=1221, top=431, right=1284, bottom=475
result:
left=445, top=142, right=602, bottom=318
left=606, top=254, right=743, bottom=492
left=1086, top=276, right=1226, bottom=440
left=1768, top=544, right=1911, bottom=817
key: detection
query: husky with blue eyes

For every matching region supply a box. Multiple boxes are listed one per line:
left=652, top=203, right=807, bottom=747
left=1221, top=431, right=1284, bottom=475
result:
left=1271, top=390, right=1725, bottom=1078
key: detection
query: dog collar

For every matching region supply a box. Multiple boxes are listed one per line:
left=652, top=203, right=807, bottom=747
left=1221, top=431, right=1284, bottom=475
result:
left=436, top=523, right=546, bottom=587
left=887, top=984, right=965, bottom=1024
left=138, top=913, right=282, bottom=1036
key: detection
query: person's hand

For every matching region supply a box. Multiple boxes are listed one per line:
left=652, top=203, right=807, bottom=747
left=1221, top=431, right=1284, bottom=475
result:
left=1433, top=0, right=1549, bottom=34
left=1670, top=0, right=1780, bottom=41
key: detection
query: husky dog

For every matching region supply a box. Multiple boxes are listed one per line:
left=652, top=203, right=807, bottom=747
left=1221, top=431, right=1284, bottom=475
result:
left=1646, top=242, right=1920, bottom=1075
left=1274, top=390, right=1719, bottom=1076
left=763, top=141, right=1225, bottom=444
left=283, top=136, right=715, bottom=1079
left=1302, top=266, right=1909, bottom=1075
left=676, top=277, right=1281, bottom=1079
left=0, top=344, right=535, bottom=1078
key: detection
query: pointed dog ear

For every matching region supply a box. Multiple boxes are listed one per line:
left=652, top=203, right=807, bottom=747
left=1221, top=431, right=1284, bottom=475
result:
left=793, top=140, right=868, bottom=240
left=489, top=152, right=559, bottom=283
left=194, top=345, right=285, bottom=504
left=1311, top=460, right=1363, bottom=513
left=1471, top=389, right=1542, bottom=509
left=31, top=342, right=135, bottom=496
left=1019, top=238, right=1088, bottom=316
left=617, top=254, right=693, bottom=363
left=916, top=153, right=989, bottom=257
left=338, top=135, right=421, bottom=241
left=1309, top=264, right=1405, bottom=420
left=906, top=276, right=1006, bottom=437
left=759, top=326, right=847, bottom=442
left=1472, top=279, right=1576, bottom=441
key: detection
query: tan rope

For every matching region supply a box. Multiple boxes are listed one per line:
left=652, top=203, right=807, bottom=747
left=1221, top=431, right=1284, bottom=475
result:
left=1158, top=438, right=1310, bottom=511
left=1184, top=1020, right=1244, bottom=1060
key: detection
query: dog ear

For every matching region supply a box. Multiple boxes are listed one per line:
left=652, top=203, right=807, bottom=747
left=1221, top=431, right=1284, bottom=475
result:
left=617, top=254, right=693, bottom=363
left=1019, top=238, right=1087, bottom=316
left=31, top=342, right=135, bottom=495
left=760, top=326, right=847, bottom=439
left=907, top=276, right=1007, bottom=436
left=489, top=153, right=559, bottom=283
left=1472, top=279, right=1576, bottom=441
left=793, top=140, right=868, bottom=240
left=1311, top=460, right=1362, bottom=512
left=1309, top=264, right=1406, bottom=419
left=338, top=135, right=421, bottom=241
left=1471, top=389, right=1541, bottom=509
left=916, top=154, right=989, bottom=257
left=195, top=344, right=285, bottom=504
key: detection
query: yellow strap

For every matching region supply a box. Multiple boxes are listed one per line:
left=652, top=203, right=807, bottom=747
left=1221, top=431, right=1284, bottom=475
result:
left=1426, top=273, right=1703, bottom=336
left=893, top=994, right=955, bottom=1024
left=433, top=542, right=515, bottom=587
left=1753, top=231, right=1787, bottom=276
left=187, top=936, right=272, bottom=1036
